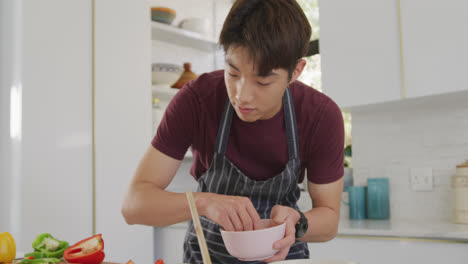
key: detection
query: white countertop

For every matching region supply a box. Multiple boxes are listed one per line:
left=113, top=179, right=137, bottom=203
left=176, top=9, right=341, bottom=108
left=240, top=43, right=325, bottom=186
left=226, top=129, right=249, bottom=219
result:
left=337, top=218, right=468, bottom=241
left=163, top=219, right=468, bottom=242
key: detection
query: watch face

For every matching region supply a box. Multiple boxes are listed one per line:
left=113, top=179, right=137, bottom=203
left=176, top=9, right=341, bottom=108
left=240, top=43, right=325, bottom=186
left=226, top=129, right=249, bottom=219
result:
left=295, top=212, right=308, bottom=238
left=296, top=222, right=307, bottom=238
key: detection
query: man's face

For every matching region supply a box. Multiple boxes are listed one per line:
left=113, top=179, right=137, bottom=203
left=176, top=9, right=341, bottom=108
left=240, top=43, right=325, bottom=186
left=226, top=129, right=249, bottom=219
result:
left=224, top=46, right=292, bottom=122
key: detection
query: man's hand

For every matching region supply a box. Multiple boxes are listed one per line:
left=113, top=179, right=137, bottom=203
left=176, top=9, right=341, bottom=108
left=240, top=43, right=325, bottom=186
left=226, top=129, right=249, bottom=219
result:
left=196, top=193, right=261, bottom=231
left=263, top=205, right=300, bottom=263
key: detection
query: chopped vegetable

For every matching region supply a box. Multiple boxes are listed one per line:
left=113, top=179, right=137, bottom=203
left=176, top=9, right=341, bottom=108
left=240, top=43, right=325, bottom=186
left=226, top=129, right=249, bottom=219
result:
left=25, top=252, right=46, bottom=259
left=19, top=257, right=61, bottom=264
left=63, top=234, right=105, bottom=264
left=26, top=233, right=69, bottom=259
left=0, top=232, right=16, bottom=263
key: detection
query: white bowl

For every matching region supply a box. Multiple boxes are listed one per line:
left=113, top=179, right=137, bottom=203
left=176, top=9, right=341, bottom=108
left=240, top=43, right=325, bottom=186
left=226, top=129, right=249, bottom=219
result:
left=179, top=18, right=209, bottom=35
left=220, top=219, right=286, bottom=261
left=151, top=63, right=183, bottom=85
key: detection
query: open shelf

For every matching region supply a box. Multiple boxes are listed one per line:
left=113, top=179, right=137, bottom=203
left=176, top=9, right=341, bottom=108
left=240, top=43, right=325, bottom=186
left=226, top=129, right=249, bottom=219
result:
left=151, top=21, right=218, bottom=52
left=152, top=84, right=180, bottom=97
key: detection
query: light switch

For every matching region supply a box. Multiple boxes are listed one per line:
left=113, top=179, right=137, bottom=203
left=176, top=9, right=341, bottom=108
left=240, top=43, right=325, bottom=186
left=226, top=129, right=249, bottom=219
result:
left=410, top=167, right=433, bottom=191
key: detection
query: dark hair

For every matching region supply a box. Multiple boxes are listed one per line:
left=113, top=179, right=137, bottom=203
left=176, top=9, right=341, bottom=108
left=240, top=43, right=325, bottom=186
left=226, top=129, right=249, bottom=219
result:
left=219, top=0, right=311, bottom=78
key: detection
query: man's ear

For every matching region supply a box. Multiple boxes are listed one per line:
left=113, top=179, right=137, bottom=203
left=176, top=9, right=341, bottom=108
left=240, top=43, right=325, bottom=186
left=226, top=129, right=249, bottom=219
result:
left=289, top=59, right=307, bottom=84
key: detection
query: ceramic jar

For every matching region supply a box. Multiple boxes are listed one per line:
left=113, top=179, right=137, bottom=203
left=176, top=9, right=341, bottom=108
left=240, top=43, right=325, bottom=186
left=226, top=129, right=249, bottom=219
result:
left=171, top=63, right=198, bottom=89
left=453, top=160, right=468, bottom=224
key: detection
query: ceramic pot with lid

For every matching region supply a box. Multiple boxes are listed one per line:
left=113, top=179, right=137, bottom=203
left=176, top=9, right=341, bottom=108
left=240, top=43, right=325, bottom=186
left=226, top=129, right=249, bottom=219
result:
left=171, top=63, right=198, bottom=89
left=452, top=160, right=468, bottom=224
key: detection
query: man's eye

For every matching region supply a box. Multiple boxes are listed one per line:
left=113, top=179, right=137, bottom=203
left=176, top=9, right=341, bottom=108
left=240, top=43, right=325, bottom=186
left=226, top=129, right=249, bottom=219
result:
left=229, top=73, right=238, bottom=77
left=258, top=82, right=271, bottom=86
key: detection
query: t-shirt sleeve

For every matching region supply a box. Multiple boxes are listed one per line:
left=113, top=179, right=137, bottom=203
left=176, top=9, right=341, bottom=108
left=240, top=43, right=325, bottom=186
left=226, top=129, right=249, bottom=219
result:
left=306, top=100, right=344, bottom=184
left=151, top=82, right=199, bottom=160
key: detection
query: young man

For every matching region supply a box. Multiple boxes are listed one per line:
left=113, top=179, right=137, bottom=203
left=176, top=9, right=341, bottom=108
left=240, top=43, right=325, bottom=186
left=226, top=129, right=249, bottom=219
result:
left=122, top=0, right=344, bottom=263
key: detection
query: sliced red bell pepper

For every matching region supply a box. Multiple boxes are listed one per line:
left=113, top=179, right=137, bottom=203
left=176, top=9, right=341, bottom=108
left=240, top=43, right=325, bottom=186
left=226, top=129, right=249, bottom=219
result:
left=63, top=234, right=105, bottom=264
left=155, top=259, right=164, bottom=264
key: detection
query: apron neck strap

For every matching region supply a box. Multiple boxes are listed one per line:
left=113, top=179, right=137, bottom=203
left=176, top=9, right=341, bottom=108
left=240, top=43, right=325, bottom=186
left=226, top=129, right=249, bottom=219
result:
left=214, top=87, right=300, bottom=160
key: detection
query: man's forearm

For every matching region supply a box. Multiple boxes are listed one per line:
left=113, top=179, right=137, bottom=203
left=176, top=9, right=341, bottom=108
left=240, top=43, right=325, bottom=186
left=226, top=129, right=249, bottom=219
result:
left=298, top=206, right=340, bottom=242
left=122, top=182, right=195, bottom=227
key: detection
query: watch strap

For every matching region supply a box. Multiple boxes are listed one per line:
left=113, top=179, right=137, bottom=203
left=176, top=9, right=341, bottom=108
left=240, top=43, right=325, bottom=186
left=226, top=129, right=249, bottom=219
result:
left=295, top=210, right=308, bottom=238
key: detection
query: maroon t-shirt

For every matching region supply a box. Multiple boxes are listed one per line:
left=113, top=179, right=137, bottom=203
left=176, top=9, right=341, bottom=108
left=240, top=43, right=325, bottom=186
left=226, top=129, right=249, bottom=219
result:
left=152, top=70, right=344, bottom=184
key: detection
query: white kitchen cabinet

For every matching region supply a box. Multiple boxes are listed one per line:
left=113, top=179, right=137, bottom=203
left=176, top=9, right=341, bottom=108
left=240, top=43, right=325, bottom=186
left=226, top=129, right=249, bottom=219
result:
left=308, top=236, right=468, bottom=264
left=0, top=0, right=93, bottom=252
left=154, top=227, right=468, bottom=264
left=94, top=0, right=154, bottom=263
left=154, top=223, right=189, bottom=264
left=399, top=0, right=468, bottom=99
left=319, top=0, right=403, bottom=109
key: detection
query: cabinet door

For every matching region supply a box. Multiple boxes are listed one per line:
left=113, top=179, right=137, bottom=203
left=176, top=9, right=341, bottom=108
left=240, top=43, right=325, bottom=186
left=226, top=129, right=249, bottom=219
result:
left=95, top=0, right=154, bottom=263
left=400, top=0, right=468, bottom=98
left=18, top=0, right=93, bottom=251
left=153, top=225, right=188, bottom=264
left=319, top=0, right=402, bottom=109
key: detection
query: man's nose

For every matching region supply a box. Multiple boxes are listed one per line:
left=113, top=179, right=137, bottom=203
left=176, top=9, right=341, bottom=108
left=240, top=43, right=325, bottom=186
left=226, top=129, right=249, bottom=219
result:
left=235, top=79, right=254, bottom=104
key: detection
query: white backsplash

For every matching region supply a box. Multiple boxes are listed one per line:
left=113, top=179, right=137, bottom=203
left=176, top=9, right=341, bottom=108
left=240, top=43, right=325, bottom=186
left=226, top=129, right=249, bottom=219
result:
left=349, top=92, right=468, bottom=222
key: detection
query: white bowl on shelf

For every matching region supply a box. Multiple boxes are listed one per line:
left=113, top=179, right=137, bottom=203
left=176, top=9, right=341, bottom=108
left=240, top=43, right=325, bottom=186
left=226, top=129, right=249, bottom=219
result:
left=179, top=17, right=209, bottom=35
left=151, top=63, right=183, bottom=86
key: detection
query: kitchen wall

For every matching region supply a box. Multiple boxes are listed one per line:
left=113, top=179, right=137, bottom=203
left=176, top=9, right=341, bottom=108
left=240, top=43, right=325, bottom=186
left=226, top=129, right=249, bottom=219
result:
left=350, top=91, right=468, bottom=222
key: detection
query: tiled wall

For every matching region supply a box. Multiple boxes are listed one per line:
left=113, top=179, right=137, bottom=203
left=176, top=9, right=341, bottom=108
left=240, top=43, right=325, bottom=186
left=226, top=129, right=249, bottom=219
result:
left=350, top=92, right=468, bottom=222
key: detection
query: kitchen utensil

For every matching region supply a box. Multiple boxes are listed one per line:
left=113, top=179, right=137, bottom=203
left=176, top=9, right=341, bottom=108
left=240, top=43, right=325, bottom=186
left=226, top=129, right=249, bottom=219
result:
left=151, top=7, right=176, bottom=25
left=152, top=63, right=183, bottom=86
left=342, top=186, right=366, bottom=219
left=171, top=63, right=198, bottom=89
left=367, top=178, right=390, bottom=219
left=220, top=219, right=285, bottom=261
left=185, top=191, right=212, bottom=264
left=452, top=160, right=468, bottom=224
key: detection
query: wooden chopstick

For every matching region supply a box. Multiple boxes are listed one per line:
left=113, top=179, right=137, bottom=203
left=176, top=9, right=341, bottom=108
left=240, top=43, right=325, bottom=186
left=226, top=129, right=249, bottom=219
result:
left=186, top=191, right=212, bottom=264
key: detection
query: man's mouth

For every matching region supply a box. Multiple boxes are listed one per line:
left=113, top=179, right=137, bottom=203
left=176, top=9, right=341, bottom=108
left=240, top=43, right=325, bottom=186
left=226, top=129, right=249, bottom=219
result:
left=237, top=105, right=255, bottom=114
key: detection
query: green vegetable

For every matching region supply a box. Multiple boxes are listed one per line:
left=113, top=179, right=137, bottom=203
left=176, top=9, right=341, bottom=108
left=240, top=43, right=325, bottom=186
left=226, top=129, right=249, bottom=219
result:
left=25, top=233, right=69, bottom=259
left=24, top=252, right=47, bottom=259
left=19, top=258, right=61, bottom=264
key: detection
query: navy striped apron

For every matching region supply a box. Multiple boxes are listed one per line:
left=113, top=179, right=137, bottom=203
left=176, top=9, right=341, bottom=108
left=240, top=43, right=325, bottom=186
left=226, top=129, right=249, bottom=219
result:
left=183, top=87, right=309, bottom=264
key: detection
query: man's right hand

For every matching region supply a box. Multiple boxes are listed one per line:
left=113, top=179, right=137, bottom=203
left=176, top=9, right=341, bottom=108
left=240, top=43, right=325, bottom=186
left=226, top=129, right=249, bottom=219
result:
left=195, top=193, right=260, bottom=231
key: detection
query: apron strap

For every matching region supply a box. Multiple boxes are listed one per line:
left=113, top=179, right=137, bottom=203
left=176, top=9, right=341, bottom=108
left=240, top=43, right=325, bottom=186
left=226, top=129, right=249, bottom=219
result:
left=214, top=87, right=300, bottom=160
left=284, top=86, right=301, bottom=160
left=214, top=99, right=234, bottom=155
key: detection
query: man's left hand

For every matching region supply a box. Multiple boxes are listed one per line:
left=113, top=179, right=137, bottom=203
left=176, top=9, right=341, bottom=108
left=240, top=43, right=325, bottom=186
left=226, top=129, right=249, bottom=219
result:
left=262, top=205, right=301, bottom=263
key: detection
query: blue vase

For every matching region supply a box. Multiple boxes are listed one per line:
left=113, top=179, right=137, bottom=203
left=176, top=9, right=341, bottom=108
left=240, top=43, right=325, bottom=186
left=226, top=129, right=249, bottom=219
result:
left=367, top=178, right=390, bottom=219
left=343, top=186, right=367, bottom=219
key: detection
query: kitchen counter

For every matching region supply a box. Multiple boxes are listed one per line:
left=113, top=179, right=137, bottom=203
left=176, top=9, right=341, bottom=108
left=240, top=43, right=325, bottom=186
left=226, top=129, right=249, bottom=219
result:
left=162, top=219, right=468, bottom=242
left=338, top=218, right=468, bottom=242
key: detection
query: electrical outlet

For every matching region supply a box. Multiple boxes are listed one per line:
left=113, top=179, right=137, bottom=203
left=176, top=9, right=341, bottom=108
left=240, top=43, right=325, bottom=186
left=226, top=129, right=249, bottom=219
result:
left=410, top=168, right=433, bottom=191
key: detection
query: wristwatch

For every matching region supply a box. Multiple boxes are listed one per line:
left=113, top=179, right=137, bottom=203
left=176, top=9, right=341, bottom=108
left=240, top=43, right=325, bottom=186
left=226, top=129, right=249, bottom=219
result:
left=295, top=210, right=308, bottom=238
